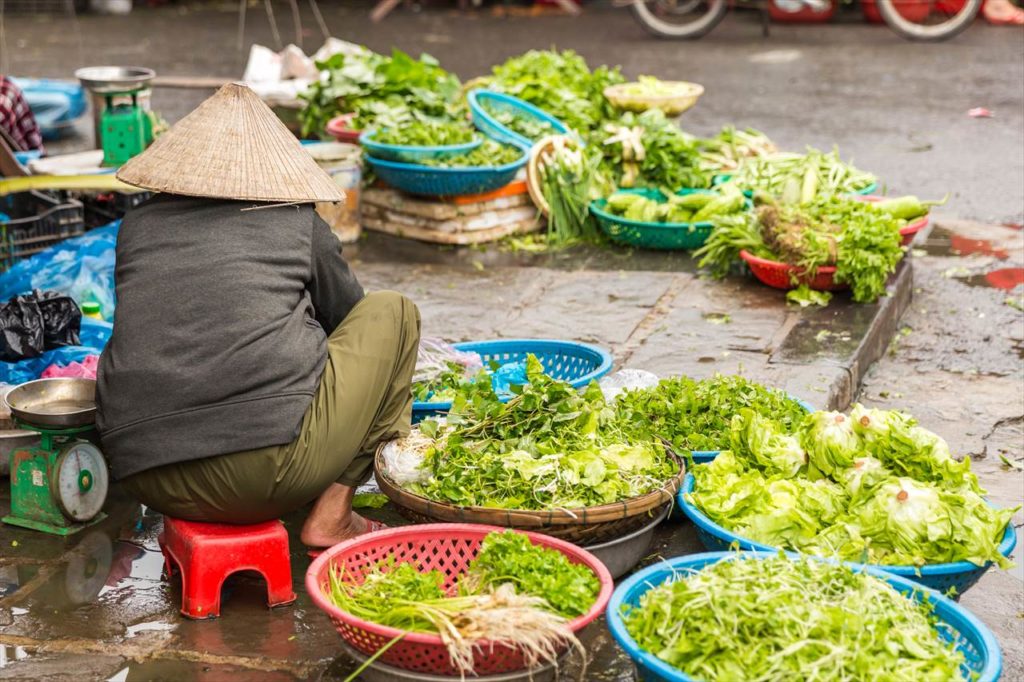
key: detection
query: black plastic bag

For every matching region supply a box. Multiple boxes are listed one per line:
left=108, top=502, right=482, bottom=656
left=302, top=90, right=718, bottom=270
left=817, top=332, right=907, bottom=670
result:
left=0, top=290, right=81, bottom=362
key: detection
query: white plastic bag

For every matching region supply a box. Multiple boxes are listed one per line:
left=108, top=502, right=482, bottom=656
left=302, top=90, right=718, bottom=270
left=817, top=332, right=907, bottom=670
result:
left=381, top=437, right=431, bottom=487
left=599, top=369, right=660, bottom=402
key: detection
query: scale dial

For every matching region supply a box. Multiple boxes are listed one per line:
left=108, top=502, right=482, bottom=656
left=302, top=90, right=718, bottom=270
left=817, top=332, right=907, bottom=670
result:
left=52, top=441, right=109, bottom=522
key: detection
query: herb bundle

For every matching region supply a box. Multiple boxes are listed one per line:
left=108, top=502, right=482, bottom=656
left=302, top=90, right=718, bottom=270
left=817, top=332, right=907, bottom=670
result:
left=599, top=110, right=709, bottom=191
left=623, top=555, right=969, bottom=682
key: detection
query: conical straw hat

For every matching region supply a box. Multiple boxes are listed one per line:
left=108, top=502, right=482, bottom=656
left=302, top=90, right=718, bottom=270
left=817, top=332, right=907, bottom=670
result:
left=116, top=83, right=344, bottom=203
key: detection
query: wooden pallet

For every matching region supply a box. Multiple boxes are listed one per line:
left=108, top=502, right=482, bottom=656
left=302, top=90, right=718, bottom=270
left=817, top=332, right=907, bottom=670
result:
left=361, top=183, right=542, bottom=245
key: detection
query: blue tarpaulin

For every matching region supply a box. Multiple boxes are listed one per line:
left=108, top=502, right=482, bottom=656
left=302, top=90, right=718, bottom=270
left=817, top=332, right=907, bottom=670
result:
left=0, top=222, right=118, bottom=384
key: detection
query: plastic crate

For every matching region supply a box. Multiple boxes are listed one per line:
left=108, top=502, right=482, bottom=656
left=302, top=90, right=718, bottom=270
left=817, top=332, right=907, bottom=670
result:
left=0, top=191, right=84, bottom=271
left=78, top=191, right=152, bottom=229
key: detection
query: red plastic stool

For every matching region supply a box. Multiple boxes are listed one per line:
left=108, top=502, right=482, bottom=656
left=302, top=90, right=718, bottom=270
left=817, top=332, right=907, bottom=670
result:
left=158, top=517, right=297, bottom=619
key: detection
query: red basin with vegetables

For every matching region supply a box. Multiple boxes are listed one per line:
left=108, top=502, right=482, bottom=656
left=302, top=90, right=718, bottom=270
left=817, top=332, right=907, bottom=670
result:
left=306, top=523, right=613, bottom=677
left=739, top=250, right=845, bottom=292
left=325, top=113, right=362, bottom=143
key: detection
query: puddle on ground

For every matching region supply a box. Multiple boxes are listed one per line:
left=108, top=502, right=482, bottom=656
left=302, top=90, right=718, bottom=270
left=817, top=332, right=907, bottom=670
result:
left=0, top=644, right=30, bottom=668
left=918, top=226, right=1010, bottom=260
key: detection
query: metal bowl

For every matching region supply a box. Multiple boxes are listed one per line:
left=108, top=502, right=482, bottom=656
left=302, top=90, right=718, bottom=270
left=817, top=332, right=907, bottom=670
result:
left=75, top=66, right=155, bottom=94
left=0, top=428, right=39, bottom=476
left=583, top=504, right=670, bottom=579
left=4, top=378, right=97, bottom=429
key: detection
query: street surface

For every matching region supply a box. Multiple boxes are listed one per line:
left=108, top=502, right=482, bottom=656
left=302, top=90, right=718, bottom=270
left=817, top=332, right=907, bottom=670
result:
left=1, top=3, right=1022, bottom=681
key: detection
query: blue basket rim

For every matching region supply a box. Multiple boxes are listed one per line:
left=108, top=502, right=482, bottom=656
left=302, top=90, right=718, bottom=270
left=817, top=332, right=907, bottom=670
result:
left=689, top=394, right=815, bottom=460
left=359, top=128, right=482, bottom=157
left=678, top=474, right=1017, bottom=578
left=590, top=188, right=752, bottom=232
left=364, top=149, right=528, bottom=175
left=606, top=550, right=1002, bottom=682
left=468, top=89, right=571, bottom=149
left=411, top=338, right=613, bottom=413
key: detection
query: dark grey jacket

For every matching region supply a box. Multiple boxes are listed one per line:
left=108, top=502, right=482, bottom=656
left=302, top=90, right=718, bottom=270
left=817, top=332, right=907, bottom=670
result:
left=96, top=195, right=364, bottom=480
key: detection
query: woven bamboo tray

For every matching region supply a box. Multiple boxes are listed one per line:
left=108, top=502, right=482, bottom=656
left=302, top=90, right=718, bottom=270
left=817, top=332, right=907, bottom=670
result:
left=374, top=447, right=684, bottom=545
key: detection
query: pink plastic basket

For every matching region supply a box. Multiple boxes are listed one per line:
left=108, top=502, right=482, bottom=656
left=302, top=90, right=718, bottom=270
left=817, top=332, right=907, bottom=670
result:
left=739, top=249, right=844, bottom=291
left=305, top=523, right=613, bottom=677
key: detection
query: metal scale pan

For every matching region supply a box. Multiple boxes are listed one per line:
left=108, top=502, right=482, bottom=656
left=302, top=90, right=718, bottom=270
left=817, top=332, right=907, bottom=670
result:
left=4, top=378, right=97, bottom=429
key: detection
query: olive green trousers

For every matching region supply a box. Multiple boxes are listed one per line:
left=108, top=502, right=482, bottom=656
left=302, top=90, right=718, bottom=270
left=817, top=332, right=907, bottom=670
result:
left=122, top=291, right=420, bottom=524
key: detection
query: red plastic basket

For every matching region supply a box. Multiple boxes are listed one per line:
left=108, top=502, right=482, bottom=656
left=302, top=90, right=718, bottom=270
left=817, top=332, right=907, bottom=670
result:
left=856, top=194, right=930, bottom=246
left=739, top=249, right=844, bottom=291
left=305, top=524, right=613, bottom=677
left=325, top=113, right=362, bottom=143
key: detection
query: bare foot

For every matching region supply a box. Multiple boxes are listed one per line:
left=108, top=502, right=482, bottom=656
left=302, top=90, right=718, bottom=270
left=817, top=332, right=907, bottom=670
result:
left=300, top=483, right=371, bottom=548
left=983, top=0, right=1024, bottom=24
left=301, top=511, right=370, bottom=548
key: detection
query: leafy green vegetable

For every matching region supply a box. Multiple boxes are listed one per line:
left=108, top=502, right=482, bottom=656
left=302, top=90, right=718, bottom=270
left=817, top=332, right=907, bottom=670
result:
left=686, top=404, right=1017, bottom=567
left=300, top=48, right=462, bottom=137
left=407, top=355, right=679, bottom=510
left=696, top=195, right=905, bottom=303
left=539, top=139, right=605, bottom=247
left=728, top=147, right=877, bottom=202
left=325, top=530, right=593, bottom=675
left=696, top=125, right=777, bottom=174
left=622, top=554, right=969, bottom=682
left=786, top=284, right=832, bottom=307
left=417, top=139, right=523, bottom=168
left=599, top=110, right=709, bottom=190
left=603, top=187, right=746, bottom=225
left=462, top=530, right=599, bottom=618
left=616, top=76, right=689, bottom=98
left=615, top=375, right=810, bottom=453
left=412, top=360, right=474, bottom=402
left=352, top=492, right=390, bottom=509
left=486, top=49, right=623, bottom=133
left=480, top=100, right=557, bottom=143
left=372, top=118, right=476, bottom=146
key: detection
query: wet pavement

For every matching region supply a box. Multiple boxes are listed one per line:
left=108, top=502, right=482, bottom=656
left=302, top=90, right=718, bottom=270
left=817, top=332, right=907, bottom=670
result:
left=2, top=2, right=1023, bottom=679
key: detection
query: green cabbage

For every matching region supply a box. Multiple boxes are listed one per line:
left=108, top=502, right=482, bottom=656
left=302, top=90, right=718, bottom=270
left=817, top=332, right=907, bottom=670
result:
left=687, top=405, right=1018, bottom=568
left=798, top=410, right=861, bottom=477
left=729, top=409, right=806, bottom=477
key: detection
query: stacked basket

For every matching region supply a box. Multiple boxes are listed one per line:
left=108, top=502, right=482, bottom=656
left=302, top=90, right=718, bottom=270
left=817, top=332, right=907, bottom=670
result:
left=359, top=90, right=571, bottom=199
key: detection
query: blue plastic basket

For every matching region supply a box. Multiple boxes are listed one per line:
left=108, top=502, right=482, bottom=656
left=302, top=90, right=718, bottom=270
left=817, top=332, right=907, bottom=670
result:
left=468, top=89, right=571, bottom=149
left=359, top=129, right=481, bottom=163
left=678, top=474, right=1018, bottom=596
left=607, top=551, right=1002, bottom=682
left=412, top=338, right=613, bottom=423
left=688, top=395, right=815, bottom=465
left=365, top=151, right=527, bottom=198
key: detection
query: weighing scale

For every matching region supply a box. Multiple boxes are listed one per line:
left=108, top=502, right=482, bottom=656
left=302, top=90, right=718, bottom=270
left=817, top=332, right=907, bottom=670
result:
left=74, top=66, right=158, bottom=167
left=3, top=378, right=109, bottom=536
